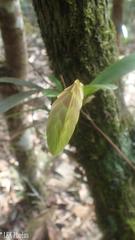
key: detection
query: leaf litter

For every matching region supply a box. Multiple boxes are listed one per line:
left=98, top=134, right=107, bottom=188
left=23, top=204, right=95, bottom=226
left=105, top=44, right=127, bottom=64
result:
left=0, top=12, right=102, bottom=240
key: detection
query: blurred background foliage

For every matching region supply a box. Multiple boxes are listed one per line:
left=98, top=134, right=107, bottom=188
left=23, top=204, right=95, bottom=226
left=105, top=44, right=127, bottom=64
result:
left=123, top=0, right=135, bottom=40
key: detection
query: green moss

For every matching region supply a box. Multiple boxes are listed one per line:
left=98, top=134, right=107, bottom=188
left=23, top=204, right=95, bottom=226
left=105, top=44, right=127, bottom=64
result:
left=127, top=219, right=135, bottom=234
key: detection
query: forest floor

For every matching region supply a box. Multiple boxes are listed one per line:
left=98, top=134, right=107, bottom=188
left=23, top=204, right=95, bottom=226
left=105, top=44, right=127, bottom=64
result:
left=0, top=20, right=102, bottom=240
left=0, top=6, right=135, bottom=240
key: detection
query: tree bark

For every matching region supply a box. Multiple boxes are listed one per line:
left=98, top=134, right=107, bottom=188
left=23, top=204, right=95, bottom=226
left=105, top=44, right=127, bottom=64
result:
left=32, top=0, right=135, bottom=239
left=112, top=0, right=123, bottom=47
left=0, top=0, right=38, bottom=185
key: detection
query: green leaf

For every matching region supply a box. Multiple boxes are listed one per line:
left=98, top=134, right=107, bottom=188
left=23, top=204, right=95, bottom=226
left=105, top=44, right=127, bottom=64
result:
left=84, top=53, right=135, bottom=97
left=43, top=88, right=61, bottom=98
left=48, top=75, right=63, bottom=91
left=47, top=80, right=84, bottom=155
left=84, top=83, right=117, bottom=96
left=0, top=77, right=43, bottom=90
left=0, top=90, right=37, bottom=113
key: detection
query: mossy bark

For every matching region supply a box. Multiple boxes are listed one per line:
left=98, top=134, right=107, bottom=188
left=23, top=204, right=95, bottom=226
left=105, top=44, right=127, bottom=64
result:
left=33, top=0, right=135, bottom=239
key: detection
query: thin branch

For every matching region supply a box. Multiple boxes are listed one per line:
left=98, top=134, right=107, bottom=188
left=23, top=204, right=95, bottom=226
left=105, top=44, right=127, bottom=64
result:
left=60, top=74, right=66, bottom=88
left=82, top=110, right=135, bottom=172
left=22, top=176, right=43, bottom=201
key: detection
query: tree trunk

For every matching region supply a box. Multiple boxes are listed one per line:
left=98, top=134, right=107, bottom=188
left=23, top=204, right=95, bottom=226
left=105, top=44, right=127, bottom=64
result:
left=32, top=0, right=135, bottom=239
left=112, top=0, right=123, bottom=47
left=0, top=0, right=38, bottom=185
